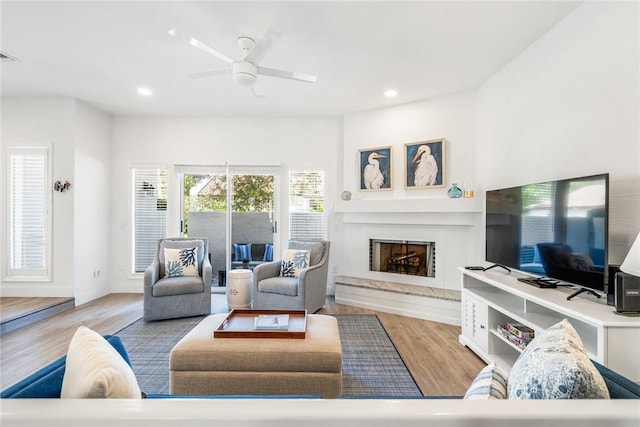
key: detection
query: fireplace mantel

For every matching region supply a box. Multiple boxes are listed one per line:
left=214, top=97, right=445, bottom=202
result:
left=334, top=197, right=482, bottom=213
left=335, top=198, right=482, bottom=226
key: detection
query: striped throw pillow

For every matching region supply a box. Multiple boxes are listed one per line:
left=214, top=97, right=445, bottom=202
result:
left=233, top=243, right=252, bottom=262
left=464, top=363, right=507, bottom=400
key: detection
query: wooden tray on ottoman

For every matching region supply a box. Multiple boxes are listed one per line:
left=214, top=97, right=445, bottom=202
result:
left=214, top=309, right=307, bottom=339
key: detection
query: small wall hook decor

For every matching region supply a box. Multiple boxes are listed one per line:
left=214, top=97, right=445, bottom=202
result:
left=53, top=180, right=71, bottom=193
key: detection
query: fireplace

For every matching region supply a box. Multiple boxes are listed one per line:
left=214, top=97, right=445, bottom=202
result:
left=369, top=239, right=435, bottom=277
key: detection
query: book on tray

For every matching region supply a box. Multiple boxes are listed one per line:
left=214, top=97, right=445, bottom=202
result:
left=254, top=314, right=290, bottom=330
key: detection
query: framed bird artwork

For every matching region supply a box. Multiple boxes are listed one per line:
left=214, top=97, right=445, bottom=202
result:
left=358, top=146, right=392, bottom=191
left=404, top=138, right=446, bottom=189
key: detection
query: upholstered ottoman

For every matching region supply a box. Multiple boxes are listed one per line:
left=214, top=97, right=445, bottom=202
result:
left=169, top=313, right=343, bottom=398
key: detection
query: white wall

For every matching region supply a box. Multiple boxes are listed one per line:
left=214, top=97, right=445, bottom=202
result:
left=341, top=91, right=477, bottom=199
left=476, top=1, right=640, bottom=263
left=337, top=91, right=479, bottom=291
left=109, top=117, right=341, bottom=292
left=1, top=98, right=112, bottom=301
left=1, top=97, right=76, bottom=297
left=73, top=102, right=112, bottom=305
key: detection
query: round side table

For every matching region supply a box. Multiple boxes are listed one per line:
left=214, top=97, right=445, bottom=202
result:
left=226, top=269, right=253, bottom=309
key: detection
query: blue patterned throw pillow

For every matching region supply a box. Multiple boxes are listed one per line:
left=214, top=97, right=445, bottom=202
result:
left=163, top=247, right=199, bottom=278
left=280, top=249, right=310, bottom=277
left=507, top=319, right=610, bottom=399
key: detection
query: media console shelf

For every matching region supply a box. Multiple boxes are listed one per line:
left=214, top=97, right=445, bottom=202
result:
left=458, top=268, right=640, bottom=382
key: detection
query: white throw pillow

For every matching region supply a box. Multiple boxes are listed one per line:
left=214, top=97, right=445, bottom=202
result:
left=507, top=319, right=610, bottom=399
left=164, top=247, right=199, bottom=278
left=280, top=249, right=310, bottom=277
left=464, top=363, right=508, bottom=399
left=61, top=326, right=142, bottom=398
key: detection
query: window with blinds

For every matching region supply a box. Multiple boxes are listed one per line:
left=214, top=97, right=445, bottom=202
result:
left=132, top=167, right=168, bottom=273
left=289, top=171, right=325, bottom=241
left=521, top=181, right=556, bottom=246
left=7, top=146, right=51, bottom=279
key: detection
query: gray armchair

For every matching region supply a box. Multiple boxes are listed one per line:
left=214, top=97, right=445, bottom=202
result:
left=252, top=240, right=330, bottom=313
left=143, top=237, right=212, bottom=321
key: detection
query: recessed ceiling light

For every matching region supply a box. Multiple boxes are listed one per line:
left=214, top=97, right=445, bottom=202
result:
left=384, top=89, right=398, bottom=98
left=137, top=87, right=153, bottom=96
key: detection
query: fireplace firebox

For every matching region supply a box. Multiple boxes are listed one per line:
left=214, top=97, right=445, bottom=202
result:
left=369, top=239, right=435, bottom=277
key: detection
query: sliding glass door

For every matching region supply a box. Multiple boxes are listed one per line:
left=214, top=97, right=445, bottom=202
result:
left=179, top=165, right=279, bottom=286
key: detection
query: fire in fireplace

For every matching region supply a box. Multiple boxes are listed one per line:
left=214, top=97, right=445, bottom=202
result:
left=369, top=239, right=435, bottom=277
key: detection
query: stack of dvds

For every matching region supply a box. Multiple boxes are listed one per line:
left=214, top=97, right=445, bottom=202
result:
left=497, top=322, right=535, bottom=350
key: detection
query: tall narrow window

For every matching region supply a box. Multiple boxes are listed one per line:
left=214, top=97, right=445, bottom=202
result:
left=289, top=171, right=325, bottom=241
left=132, top=167, right=167, bottom=273
left=6, top=146, right=51, bottom=279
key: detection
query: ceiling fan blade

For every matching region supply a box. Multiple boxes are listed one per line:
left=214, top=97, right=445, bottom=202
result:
left=186, top=68, right=230, bottom=79
left=257, top=66, right=317, bottom=83
left=251, top=84, right=266, bottom=97
left=243, top=28, right=282, bottom=65
left=168, top=27, right=235, bottom=64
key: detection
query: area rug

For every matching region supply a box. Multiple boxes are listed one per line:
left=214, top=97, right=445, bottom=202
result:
left=115, top=314, right=423, bottom=397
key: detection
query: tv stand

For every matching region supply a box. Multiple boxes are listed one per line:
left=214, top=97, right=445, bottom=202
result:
left=459, top=268, right=640, bottom=382
left=567, top=287, right=601, bottom=301
left=482, top=263, right=511, bottom=273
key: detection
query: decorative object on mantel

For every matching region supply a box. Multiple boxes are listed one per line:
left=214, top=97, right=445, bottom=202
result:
left=341, top=190, right=352, bottom=201
left=358, top=146, right=392, bottom=191
left=447, top=183, right=463, bottom=198
left=52, top=180, right=71, bottom=193
left=463, top=181, right=475, bottom=198
left=404, top=138, right=446, bottom=189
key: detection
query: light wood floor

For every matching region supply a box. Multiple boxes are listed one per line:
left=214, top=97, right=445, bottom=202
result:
left=0, top=294, right=485, bottom=395
left=318, top=299, right=485, bottom=396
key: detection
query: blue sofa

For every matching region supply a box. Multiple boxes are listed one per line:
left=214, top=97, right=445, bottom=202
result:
left=2, top=334, right=640, bottom=399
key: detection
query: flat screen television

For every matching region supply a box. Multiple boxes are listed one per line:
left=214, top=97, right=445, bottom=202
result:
left=485, top=173, right=609, bottom=298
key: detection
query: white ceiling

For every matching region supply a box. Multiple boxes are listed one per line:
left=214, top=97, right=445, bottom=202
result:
left=0, top=1, right=581, bottom=118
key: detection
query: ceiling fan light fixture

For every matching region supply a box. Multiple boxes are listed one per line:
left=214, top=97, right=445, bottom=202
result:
left=233, top=62, right=258, bottom=87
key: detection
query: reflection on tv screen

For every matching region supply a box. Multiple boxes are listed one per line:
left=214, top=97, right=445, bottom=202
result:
left=486, top=174, right=608, bottom=292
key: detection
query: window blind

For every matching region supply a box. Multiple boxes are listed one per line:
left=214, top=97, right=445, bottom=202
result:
left=289, top=171, right=325, bottom=241
left=521, top=182, right=556, bottom=246
left=132, top=167, right=167, bottom=273
left=7, top=147, right=50, bottom=278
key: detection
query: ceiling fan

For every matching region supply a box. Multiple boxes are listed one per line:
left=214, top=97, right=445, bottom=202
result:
left=169, top=27, right=317, bottom=97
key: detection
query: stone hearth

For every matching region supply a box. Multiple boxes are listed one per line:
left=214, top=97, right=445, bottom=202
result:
left=335, top=275, right=462, bottom=326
